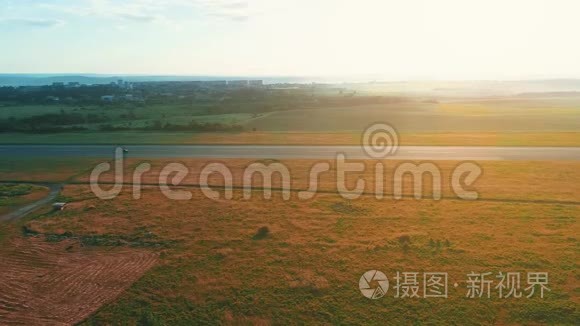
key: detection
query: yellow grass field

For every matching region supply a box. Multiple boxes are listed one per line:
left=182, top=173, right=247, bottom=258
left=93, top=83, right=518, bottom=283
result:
left=74, top=158, right=580, bottom=203
left=0, top=155, right=580, bottom=325
left=20, top=184, right=580, bottom=325
left=0, top=158, right=578, bottom=324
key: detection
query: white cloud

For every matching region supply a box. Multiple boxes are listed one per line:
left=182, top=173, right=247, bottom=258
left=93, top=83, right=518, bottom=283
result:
left=191, top=0, right=250, bottom=21
left=0, top=17, right=65, bottom=27
left=38, top=0, right=252, bottom=23
left=115, top=12, right=158, bottom=22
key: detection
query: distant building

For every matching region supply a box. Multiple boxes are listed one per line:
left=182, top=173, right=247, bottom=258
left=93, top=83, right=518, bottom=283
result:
left=204, top=80, right=227, bottom=87
left=248, top=80, right=263, bottom=87
left=66, top=82, right=81, bottom=88
left=45, top=96, right=60, bottom=102
left=115, top=79, right=133, bottom=89
left=228, top=80, right=249, bottom=87
left=101, top=95, right=114, bottom=102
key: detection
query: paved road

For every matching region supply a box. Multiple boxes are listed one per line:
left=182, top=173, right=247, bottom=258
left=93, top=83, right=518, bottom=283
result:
left=1, top=145, right=580, bottom=160
left=0, top=183, right=62, bottom=222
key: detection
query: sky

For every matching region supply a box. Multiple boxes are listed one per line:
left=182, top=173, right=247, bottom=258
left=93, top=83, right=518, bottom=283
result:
left=0, top=0, right=579, bottom=80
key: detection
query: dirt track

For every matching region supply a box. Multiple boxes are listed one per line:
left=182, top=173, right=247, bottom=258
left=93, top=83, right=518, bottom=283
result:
left=0, top=183, right=62, bottom=222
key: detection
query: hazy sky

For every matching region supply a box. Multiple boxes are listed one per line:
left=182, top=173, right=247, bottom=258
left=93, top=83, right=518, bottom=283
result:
left=1, top=0, right=579, bottom=79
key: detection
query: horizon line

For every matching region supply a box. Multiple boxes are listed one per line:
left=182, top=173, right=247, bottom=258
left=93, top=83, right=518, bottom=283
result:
left=2, top=73, right=580, bottom=83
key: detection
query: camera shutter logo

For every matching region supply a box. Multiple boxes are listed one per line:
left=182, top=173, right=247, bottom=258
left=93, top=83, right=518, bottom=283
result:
left=359, top=270, right=389, bottom=299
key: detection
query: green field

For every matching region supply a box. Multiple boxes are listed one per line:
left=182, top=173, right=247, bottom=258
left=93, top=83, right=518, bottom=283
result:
left=1, top=96, right=579, bottom=146
left=243, top=99, right=580, bottom=132
left=0, top=103, right=258, bottom=129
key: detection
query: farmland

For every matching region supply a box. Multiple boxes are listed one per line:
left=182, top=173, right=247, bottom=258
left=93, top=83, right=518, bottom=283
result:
left=15, top=181, right=580, bottom=324
left=0, top=80, right=579, bottom=324
left=242, top=98, right=580, bottom=133
left=0, top=235, right=157, bottom=325
left=0, top=157, right=578, bottom=324
left=1, top=82, right=580, bottom=146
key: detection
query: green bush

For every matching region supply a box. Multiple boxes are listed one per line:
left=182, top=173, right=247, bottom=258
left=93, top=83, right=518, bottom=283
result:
left=0, top=184, right=33, bottom=197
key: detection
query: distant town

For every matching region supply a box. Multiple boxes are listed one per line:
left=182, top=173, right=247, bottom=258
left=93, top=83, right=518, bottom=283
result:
left=0, top=79, right=270, bottom=105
